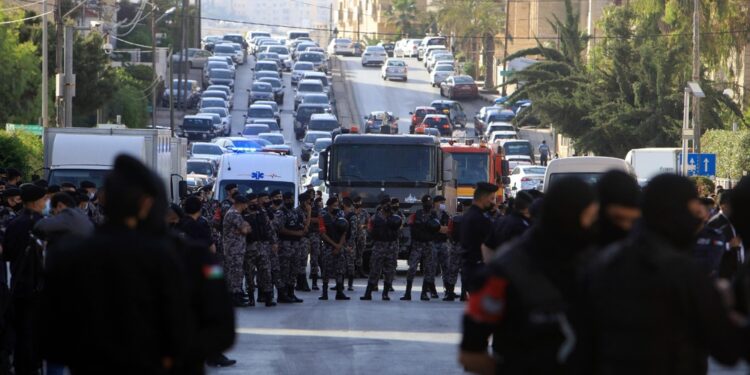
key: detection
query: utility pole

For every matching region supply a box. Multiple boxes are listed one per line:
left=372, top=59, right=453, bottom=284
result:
left=151, top=1, right=157, bottom=128
left=691, top=0, right=701, bottom=152
left=501, top=0, right=511, bottom=96
left=41, top=0, right=48, bottom=127
left=169, top=49, right=174, bottom=136
left=55, top=0, right=63, bottom=127
left=195, top=0, right=201, bottom=47
left=63, top=25, right=75, bottom=128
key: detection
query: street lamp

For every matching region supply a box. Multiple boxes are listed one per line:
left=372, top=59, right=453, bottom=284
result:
left=681, top=81, right=704, bottom=176
left=151, top=5, right=176, bottom=128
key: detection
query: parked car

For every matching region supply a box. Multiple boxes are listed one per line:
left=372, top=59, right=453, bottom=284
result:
left=402, top=38, right=422, bottom=58
left=417, top=36, right=447, bottom=60
left=377, top=41, right=395, bottom=57
left=247, top=81, right=275, bottom=104
left=381, top=58, right=408, bottom=81
left=327, top=38, right=355, bottom=56
left=361, top=46, right=387, bottom=66
left=427, top=53, right=454, bottom=73
left=430, top=63, right=454, bottom=87
left=291, top=61, right=315, bottom=85
left=363, top=111, right=398, bottom=134
left=508, top=165, right=546, bottom=196
left=421, top=114, right=452, bottom=137
left=430, top=99, right=467, bottom=127
left=409, top=106, right=437, bottom=134
left=258, top=77, right=285, bottom=104
left=440, top=75, right=479, bottom=100
left=423, top=46, right=448, bottom=67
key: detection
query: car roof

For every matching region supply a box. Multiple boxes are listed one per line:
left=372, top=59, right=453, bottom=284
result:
left=298, top=79, right=323, bottom=85
left=256, top=60, right=277, bottom=64
left=259, top=76, right=281, bottom=82
left=305, top=130, right=330, bottom=136
left=303, top=71, right=326, bottom=77
left=202, top=90, right=225, bottom=95
left=192, top=142, right=219, bottom=146
left=310, top=113, right=337, bottom=120
left=297, top=102, right=330, bottom=108
left=251, top=81, right=272, bottom=87
left=187, top=158, right=213, bottom=163
left=249, top=104, right=273, bottom=109
left=244, top=124, right=270, bottom=128
left=431, top=100, right=456, bottom=105
left=259, top=132, right=283, bottom=137
left=254, top=100, right=277, bottom=106
left=184, top=115, right=212, bottom=120
left=415, top=106, right=435, bottom=110
left=424, top=114, right=448, bottom=118
left=314, top=138, right=332, bottom=144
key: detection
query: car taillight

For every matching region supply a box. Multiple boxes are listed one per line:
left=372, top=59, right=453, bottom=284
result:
left=442, top=124, right=449, bottom=129
left=521, top=177, right=532, bottom=182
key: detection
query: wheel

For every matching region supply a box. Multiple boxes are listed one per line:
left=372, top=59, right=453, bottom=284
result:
left=403, top=77, right=407, bottom=82
left=188, top=61, right=194, bottom=69
left=439, top=87, right=444, bottom=97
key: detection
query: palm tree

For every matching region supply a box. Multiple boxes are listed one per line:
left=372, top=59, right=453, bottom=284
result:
left=385, top=0, right=419, bottom=38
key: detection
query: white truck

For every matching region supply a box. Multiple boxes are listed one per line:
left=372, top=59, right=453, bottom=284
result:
left=624, top=148, right=681, bottom=184
left=213, top=152, right=300, bottom=202
left=43, top=126, right=188, bottom=203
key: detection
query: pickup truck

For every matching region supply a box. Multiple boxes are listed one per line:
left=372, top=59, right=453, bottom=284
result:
left=180, top=115, right=217, bottom=140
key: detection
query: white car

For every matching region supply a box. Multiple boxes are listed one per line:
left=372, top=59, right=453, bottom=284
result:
left=483, top=122, right=515, bottom=139
left=361, top=46, right=387, bottom=67
left=428, top=53, right=455, bottom=72
left=488, top=130, right=518, bottom=143
left=508, top=165, right=547, bottom=197
left=381, top=58, right=408, bottom=81
left=328, top=38, right=355, bottom=56
left=396, top=38, right=421, bottom=58
left=291, top=61, right=315, bottom=85
left=265, top=45, right=292, bottom=70
left=190, top=142, right=227, bottom=164
left=430, top=63, right=454, bottom=87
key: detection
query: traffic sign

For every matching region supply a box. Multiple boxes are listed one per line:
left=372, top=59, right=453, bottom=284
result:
left=678, top=153, right=716, bottom=177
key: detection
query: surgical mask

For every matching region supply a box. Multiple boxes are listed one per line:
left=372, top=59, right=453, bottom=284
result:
left=272, top=199, right=283, bottom=206
left=88, top=192, right=95, bottom=200
left=43, top=200, right=51, bottom=216
left=439, top=203, right=446, bottom=211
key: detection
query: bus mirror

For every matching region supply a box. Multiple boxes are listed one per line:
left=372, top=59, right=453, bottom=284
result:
left=501, top=160, right=510, bottom=177
left=178, top=180, right=188, bottom=199
left=319, top=150, right=328, bottom=180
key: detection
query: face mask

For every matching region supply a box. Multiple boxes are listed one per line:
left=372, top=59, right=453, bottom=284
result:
left=423, top=203, right=432, bottom=210
left=391, top=205, right=399, bottom=211
left=248, top=204, right=259, bottom=211
left=330, top=207, right=340, bottom=215
left=88, top=192, right=95, bottom=200
left=43, top=200, right=51, bottom=216
left=485, top=203, right=496, bottom=212
left=439, top=203, right=446, bottom=211
left=263, top=201, right=272, bottom=208
left=272, top=199, right=283, bottom=206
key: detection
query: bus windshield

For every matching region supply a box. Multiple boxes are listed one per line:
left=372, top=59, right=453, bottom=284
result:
left=332, top=144, right=436, bottom=184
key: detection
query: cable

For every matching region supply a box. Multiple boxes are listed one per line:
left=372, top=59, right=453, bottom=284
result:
left=111, top=35, right=154, bottom=49
left=0, top=0, right=44, bottom=12
left=0, top=10, right=52, bottom=24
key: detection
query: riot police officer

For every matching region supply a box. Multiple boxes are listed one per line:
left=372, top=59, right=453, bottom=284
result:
left=308, top=197, right=323, bottom=290
left=319, top=198, right=350, bottom=300
left=243, top=194, right=277, bottom=307
left=353, top=196, right=369, bottom=278
left=402, top=195, right=440, bottom=301
left=293, top=193, right=312, bottom=293
left=342, top=197, right=359, bottom=291
left=361, top=197, right=401, bottom=301
left=444, top=201, right=468, bottom=301
left=276, top=192, right=306, bottom=303
left=432, top=195, right=451, bottom=299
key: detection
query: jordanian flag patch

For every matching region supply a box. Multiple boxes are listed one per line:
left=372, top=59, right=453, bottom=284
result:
left=203, top=265, right=224, bottom=280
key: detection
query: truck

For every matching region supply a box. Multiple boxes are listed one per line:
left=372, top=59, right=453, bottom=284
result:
left=624, top=148, right=681, bottom=184
left=43, top=127, right=188, bottom=203
left=212, top=152, right=300, bottom=203
left=440, top=140, right=509, bottom=205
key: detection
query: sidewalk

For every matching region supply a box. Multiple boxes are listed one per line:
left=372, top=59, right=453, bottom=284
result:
left=329, top=57, right=361, bottom=130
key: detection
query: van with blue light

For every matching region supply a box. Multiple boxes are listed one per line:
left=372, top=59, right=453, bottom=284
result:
left=213, top=152, right=300, bottom=203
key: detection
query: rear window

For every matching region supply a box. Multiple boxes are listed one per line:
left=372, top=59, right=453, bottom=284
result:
left=297, top=106, right=326, bottom=120
left=300, top=53, right=324, bottom=62
left=309, top=119, right=339, bottom=131
left=260, top=79, right=281, bottom=88
left=210, top=70, right=232, bottom=79
left=184, top=118, right=211, bottom=126
left=294, top=63, right=314, bottom=71
left=256, top=62, right=277, bottom=71
left=252, top=83, right=272, bottom=92
left=387, top=60, right=406, bottom=67
left=426, top=37, right=446, bottom=46
left=268, top=46, right=289, bottom=54
left=192, top=144, right=222, bottom=155
left=214, top=45, right=234, bottom=53
left=304, top=75, right=328, bottom=86
left=242, top=126, right=269, bottom=136
left=303, top=95, right=329, bottom=104
left=504, top=142, right=532, bottom=156
left=335, top=38, right=352, bottom=45
left=201, top=99, right=225, bottom=107
left=454, top=76, right=474, bottom=84
left=435, top=65, right=453, bottom=72
left=248, top=108, right=274, bottom=118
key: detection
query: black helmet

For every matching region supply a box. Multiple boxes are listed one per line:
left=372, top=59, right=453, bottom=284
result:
left=334, top=216, right=349, bottom=232
left=387, top=214, right=403, bottom=230
left=427, top=217, right=441, bottom=232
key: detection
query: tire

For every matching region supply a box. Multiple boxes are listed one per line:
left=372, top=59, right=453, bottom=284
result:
left=188, top=61, right=194, bottom=70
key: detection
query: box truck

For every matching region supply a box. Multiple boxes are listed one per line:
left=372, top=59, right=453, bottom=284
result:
left=624, top=148, right=681, bottom=184
left=43, top=127, right=188, bottom=203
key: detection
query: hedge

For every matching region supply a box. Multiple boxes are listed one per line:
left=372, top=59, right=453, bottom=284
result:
left=701, top=129, right=750, bottom=179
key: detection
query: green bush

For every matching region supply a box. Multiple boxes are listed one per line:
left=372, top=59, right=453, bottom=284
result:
left=702, top=129, right=750, bottom=179
left=0, top=130, right=43, bottom=179
left=462, top=61, right=476, bottom=77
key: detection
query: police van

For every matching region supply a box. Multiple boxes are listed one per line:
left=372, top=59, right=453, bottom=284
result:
left=213, top=152, right=300, bottom=203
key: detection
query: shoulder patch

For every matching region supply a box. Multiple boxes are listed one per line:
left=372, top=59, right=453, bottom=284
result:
left=466, top=276, right=508, bottom=324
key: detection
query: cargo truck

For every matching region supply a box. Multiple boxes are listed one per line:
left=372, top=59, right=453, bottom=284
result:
left=624, top=148, right=681, bottom=184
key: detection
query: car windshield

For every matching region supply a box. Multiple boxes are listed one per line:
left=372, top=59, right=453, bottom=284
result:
left=187, top=161, right=213, bottom=175
left=305, top=75, right=329, bottom=86
left=269, top=46, right=289, bottom=54
left=489, top=112, right=515, bottom=122
left=415, top=109, right=434, bottom=116
left=424, top=117, right=449, bottom=126
left=201, top=99, right=225, bottom=107
left=296, top=106, right=327, bottom=121
left=217, top=180, right=295, bottom=201
left=523, top=167, right=547, bottom=175
left=210, top=70, right=232, bottom=79
left=256, top=63, right=277, bottom=71
left=488, top=125, right=514, bottom=133
left=298, top=82, right=323, bottom=92
left=242, top=126, right=269, bottom=136
left=435, top=65, right=453, bottom=72
left=202, top=91, right=225, bottom=98
left=252, top=83, right=272, bottom=92
left=214, top=45, right=234, bottom=53
left=294, top=63, right=313, bottom=71
left=300, top=53, right=324, bottom=62
left=208, top=62, right=228, bottom=70
left=504, top=142, right=532, bottom=156
left=309, top=119, right=339, bottom=131
left=223, top=35, right=243, bottom=43
left=454, top=76, right=474, bottom=84
left=366, top=47, right=385, bottom=53
left=492, top=133, right=515, bottom=141
left=313, top=139, right=332, bottom=152
left=426, top=38, right=446, bottom=46
left=260, top=134, right=284, bottom=144
left=254, top=121, right=280, bottom=131
left=193, top=144, right=222, bottom=155
left=303, top=95, right=329, bottom=104
left=260, top=79, right=281, bottom=88
left=435, top=54, right=453, bottom=61
left=547, top=172, right=607, bottom=188
left=451, top=152, right=490, bottom=186
left=388, top=60, right=406, bottom=67
left=304, top=132, right=329, bottom=143
left=297, top=44, right=315, bottom=51
left=248, top=108, right=274, bottom=118
left=336, top=39, right=352, bottom=45
left=332, top=144, right=436, bottom=183
left=255, top=102, right=278, bottom=112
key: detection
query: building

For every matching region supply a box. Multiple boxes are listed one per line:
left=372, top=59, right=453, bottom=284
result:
left=203, top=0, right=332, bottom=36
left=336, top=0, right=430, bottom=41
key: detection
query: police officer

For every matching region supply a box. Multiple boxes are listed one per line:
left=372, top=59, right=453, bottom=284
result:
left=242, top=194, right=277, bottom=307
left=33, top=192, right=94, bottom=249
left=402, top=195, right=439, bottom=301
left=460, top=183, right=498, bottom=293
left=342, top=197, right=359, bottom=291
left=4, top=168, right=21, bottom=189
left=266, top=190, right=285, bottom=302
left=432, top=195, right=451, bottom=299
left=308, top=197, right=323, bottom=290
left=294, top=193, right=312, bottom=293
left=595, top=170, right=642, bottom=247
left=459, top=177, right=598, bottom=373
left=222, top=193, right=251, bottom=307
left=709, top=190, right=745, bottom=279
left=319, top=197, right=350, bottom=300
left=3, top=183, right=47, bottom=374
left=353, top=196, right=369, bottom=277
left=80, top=180, right=103, bottom=225
left=481, top=190, right=533, bottom=263
left=386, top=198, right=404, bottom=292
left=693, top=197, right=726, bottom=278
left=275, top=192, right=306, bottom=303
left=0, top=188, right=22, bottom=250
left=444, top=201, right=468, bottom=301
left=360, top=197, right=401, bottom=301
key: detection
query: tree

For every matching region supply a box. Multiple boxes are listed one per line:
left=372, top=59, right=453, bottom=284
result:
left=105, top=66, right=151, bottom=128
left=0, top=131, right=43, bottom=179
left=72, top=32, right=116, bottom=126
left=0, top=10, right=41, bottom=125
left=385, top=0, right=418, bottom=38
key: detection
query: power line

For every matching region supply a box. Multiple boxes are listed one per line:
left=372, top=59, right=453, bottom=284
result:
left=0, top=10, right=52, bottom=25
left=0, top=0, right=44, bottom=12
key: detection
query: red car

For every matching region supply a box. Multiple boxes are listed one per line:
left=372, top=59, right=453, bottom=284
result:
left=409, top=106, right=437, bottom=134
left=440, top=75, right=479, bottom=100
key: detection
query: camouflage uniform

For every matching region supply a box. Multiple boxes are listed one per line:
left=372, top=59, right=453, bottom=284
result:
left=344, top=212, right=359, bottom=277
left=445, top=214, right=464, bottom=285
left=355, top=209, right=370, bottom=274
left=243, top=209, right=275, bottom=294
left=407, top=210, right=437, bottom=283
left=222, top=207, right=247, bottom=293
left=265, top=207, right=283, bottom=290
left=432, top=209, right=452, bottom=285
left=320, top=211, right=347, bottom=287
left=307, top=207, right=322, bottom=278
left=294, top=206, right=310, bottom=277
left=368, top=241, right=398, bottom=286
left=276, top=206, right=304, bottom=289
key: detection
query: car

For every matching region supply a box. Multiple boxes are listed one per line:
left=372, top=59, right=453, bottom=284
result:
left=421, top=114, right=452, bottom=137
left=199, top=107, right=232, bottom=135
left=508, top=165, right=546, bottom=196
left=202, top=36, right=222, bottom=52
left=361, top=46, right=387, bottom=66
left=190, top=142, right=226, bottom=164
left=187, top=158, right=217, bottom=180
left=253, top=70, right=281, bottom=81
left=427, top=53, right=454, bottom=73
left=253, top=100, right=281, bottom=121
left=417, top=36, right=447, bottom=60
left=223, top=33, right=248, bottom=50
left=477, top=109, right=516, bottom=133
left=474, top=105, right=502, bottom=132
left=430, top=100, right=467, bottom=127
left=440, top=75, right=479, bottom=100
left=327, top=38, right=355, bottom=56
left=257, top=52, right=283, bottom=70
left=483, top=122, right=515, bottom=139
left=254, top=60, right=281, bottom=75
left=363, top=111, right=398, bottom=134
left=249, top=118, right=281, bottom=133
left=408, top=106, right=437, bottom=133
left=241, top=124, right=271, bottom=137
left=194, top=113, right=224, bottom=137
left=171, top=48, right=213, bottom=69
left=198, top=97, right=228, bottom=111
left=291, top=61, right=315, bottom=85
left=381, top=58, right=408, bottom=81
left=423, top=46, right=448, bottom=68
left=297, top=51, right=327, bottom=73
left=307, top=113, right=340, bottom=133
left=501, top=139, right=536, bottom=168
left=258, top=77, right=285, bottom=104
left=162, top=79, right=200, bottom=109
left=430, top=63, right=454, bottom=87
left=206, top=68, right=234, bottom=89
left=227, top=42, right=245, bottom=64
left=301, top=130, right=331, bottom=154
left=304, top=46, right=327, bottom=57
left=205, top=84, right=233, bottom=103
left=265, top=45, right=292, bottom=70
left=297, top=92, right=331, bottom=106
left=402, top=38, right=422, bottom=58
left=258, top=132, right=286, bottom=145
left=244, top=104, right=276, bottom=125
left=213, top=137, right=268, bottom=152
left=247, top=81, right=275, bottom=104
left=180, top=115, right=217, bottom=140
left=262, top=144, right=294, bottom=156
left=488, top=130, right=518, bottom=143
left=202, top=61, right=232, bottom=86
left=200, top=90, right=230, bottom=109
left=293, top=42, right=317, bottom=60
left=207, top=56, right=235, bottom=74
left=212, top=44, right=237, bottom=64
left=377, top=41, right=395, bottom=57
left=312, top=138, right=332, bottom=157
left=302, top=71, right=330, bottom=90
left=293, top=103, right=330, bottom=139
left=294, top=79, right=326, bottom=110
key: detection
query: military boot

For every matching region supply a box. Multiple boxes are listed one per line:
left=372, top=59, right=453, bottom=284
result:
left=288, top=286, right=304, bottom=303
left=442, top=283, right=456, bottom=301
left=382, top=282, right=391, bottom=301
left=319, top=282, right=329, bottom=300
left=311, top=274, right=319, bottom=290
left=246, top=288, right=256, bottom=307
left=264, top=292, right=277, bottom=307
left=400, top=280, right=413, bottom=301
left=233, top=293, right=251, bottom=307
left=388, top=284, right=395, bottom=292
left=335, top=282, right=350, bottom=300
left=459, top=286, right=467, bottom=301
left=420, top=281, right=430, bottom=301
left=298, top=274, right=311, bottom=292
left=277, top=287, right=293, bottom=303
left=373, top=283, right=379, bottom=292
left=429, top=282, right=439, bottom=299
left=360, top=282, right=374, bottom=300
left=257, top=291, right=266, bottom=303
left=347, top=276, right=354, bottom=291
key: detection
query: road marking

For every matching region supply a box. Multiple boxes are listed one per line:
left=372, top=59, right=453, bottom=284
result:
left=236, top=327, right=461, bottom=344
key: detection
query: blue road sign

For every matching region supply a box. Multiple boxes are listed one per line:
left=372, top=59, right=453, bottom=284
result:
left=678, top=153, right=717, bottom=177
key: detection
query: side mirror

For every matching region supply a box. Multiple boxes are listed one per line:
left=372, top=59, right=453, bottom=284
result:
left=408, top=112, right=413, bottom=115
left=178, top=180, right=189, bottom=199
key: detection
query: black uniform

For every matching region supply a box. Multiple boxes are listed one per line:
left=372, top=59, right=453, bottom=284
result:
left=483, top=212, right=530, bottom=251
left=693, top=225, right=727, bottom=277
left=179, top=215, right=215, bottom=249
left=459, top=204, right=492, bottom=291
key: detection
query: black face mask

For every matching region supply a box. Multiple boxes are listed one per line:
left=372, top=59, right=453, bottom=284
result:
left=284, top=201, right=294, bottom=209
left=272, top=198, right=283, bottom=206
left=262, top=201, right=272, bottom=208
left=596, top=214, right=630, bottom=247
left=354, top=204, right=362, bottom=209
left=643, top=175, right=702, bottom=250
left=248, top=204, right=259, bottom=211
left=422, top=203, right=432, bottom=211
left=330, top=208, right=340, bottom=215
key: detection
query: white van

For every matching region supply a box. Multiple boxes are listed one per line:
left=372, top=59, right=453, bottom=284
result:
left=543, top=156, right=635, bottom=193
left=213, top=152, right=299, bottom=202
left=624, top=148, right=680, bottom=184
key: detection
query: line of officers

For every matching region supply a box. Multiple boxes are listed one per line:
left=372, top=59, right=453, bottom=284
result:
left=456, top=171, right=750, bottom=375
left=208, top=181, right=470, bottom=306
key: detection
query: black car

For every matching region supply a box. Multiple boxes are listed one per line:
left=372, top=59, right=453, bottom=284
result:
left=378, top=42, right=395, bottom=57
left=430, top=100, right=467, bottom=127
left=293, top=103, right=330, bottom=139
left=363, top=111, right=398, bottom=134
left=258, top=77, right=285, bottom=104
left=247, top=81, right=275, bottom=104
